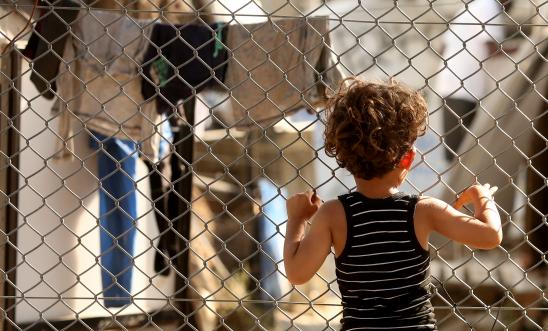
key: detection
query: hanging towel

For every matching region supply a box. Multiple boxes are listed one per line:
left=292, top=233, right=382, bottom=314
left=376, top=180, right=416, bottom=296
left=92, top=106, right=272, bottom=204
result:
left=223, top=17, right=344, bottom=129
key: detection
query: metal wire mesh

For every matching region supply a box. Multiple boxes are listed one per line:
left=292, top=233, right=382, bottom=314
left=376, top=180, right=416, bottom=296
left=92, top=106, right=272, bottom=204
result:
left=0, top=0, right=547, bottom=330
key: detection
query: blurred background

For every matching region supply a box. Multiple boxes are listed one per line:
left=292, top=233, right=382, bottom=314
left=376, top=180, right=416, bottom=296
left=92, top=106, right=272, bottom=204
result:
left=0, top=0, right=546, bottom=330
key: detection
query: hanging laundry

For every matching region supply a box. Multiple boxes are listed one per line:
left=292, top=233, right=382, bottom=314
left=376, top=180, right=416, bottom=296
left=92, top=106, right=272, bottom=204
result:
left=88, top=130, right=139, bottom=308
left=145, top=154, right=174, bottom=276
left=144, top=114, right=199, bottom=276
left=143, top=117, right=178, bottom=276
left=140, top=22, right=228, bottom=115
left=139, top=21, right=231, bottom=274
left=57, top=10, right=152, bottom=139
left=23, top=0, right=80, bottom=99
left=51, top=10, right=171, bottom=306
left=223, top=17, right=344, bottom=129
left=50, top=9, right=188, bottom=281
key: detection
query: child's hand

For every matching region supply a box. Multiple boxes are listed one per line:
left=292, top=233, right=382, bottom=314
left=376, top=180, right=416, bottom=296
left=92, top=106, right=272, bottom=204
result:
left=454, top=183, right=498, bottom=210
left=286, top=190, right=322, bottom=222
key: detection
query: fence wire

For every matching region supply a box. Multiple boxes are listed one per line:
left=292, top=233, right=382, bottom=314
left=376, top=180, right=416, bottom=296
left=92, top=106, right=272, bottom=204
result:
left=0, top=0, right=547, bottom=330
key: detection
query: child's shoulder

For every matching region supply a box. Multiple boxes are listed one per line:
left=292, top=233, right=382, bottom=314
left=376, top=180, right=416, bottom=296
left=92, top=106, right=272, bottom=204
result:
left=414, top=195, right=456, bottom=229
left=416, top=195, right=451, bottom=213
left=316, top=198, right=346, bottom=219
left=310, top=198, right=346, bottom=230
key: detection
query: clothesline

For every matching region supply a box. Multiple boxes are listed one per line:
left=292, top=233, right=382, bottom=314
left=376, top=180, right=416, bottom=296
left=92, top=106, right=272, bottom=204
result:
left=1, top=4, right=545, bottom=27
left=2, top=0, right=539, bottom=11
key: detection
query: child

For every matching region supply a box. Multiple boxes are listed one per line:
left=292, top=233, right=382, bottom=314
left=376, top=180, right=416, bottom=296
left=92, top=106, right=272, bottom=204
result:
left=283, top=78, right=502, bottom=330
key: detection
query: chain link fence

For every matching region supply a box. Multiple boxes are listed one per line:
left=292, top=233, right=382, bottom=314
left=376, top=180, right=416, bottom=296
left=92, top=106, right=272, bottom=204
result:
left=0, top=0, right=547, bottom=330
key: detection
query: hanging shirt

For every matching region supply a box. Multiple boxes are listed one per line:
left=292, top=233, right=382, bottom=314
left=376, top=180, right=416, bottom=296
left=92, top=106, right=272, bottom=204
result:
left=223, top=17, right=344, bottom=129
left=437, top=0, right=505, bottom=102
left=140, top=22, right=229, bottom=115
left=336, top=191, right=437, bottom=331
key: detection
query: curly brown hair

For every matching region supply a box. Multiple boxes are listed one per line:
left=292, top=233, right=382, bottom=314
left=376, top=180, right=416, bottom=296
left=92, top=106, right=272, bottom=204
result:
left=324, top=77, right=427, bottom=180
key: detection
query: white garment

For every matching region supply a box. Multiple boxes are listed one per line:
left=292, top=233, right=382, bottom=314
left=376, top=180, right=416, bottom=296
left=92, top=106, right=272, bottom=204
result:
left=437, top=0, right=505, bottom=101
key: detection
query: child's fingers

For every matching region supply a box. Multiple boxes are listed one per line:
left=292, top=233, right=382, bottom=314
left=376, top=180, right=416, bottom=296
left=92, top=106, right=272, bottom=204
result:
left=303, top=190, right=314, bottom=199
left=304, top=190, right=320, bottom=206
left=482, top=183, right=499, bottom=195
left=453, top=196, right=464, bottom=210
left=312, top=196, right=323, bottom=209
left=454, top=184, right=498, bottom=209
left=453, top=191, right=470, bottom=210
left=311, top=192, right=321, bottom=204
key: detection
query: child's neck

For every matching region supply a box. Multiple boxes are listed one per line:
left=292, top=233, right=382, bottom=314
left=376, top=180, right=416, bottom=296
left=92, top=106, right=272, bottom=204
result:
left=355, top=169, right=405, bottom=199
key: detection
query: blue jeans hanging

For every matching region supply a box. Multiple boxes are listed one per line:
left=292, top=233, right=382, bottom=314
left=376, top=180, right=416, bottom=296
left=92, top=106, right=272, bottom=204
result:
left=89, top=131, right=138, bottom=308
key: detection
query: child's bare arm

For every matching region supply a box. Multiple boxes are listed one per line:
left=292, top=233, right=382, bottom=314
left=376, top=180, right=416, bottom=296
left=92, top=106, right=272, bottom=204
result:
left=283, top=191, right=336, bottom=285
left=416, top=184, right=502, bottom=249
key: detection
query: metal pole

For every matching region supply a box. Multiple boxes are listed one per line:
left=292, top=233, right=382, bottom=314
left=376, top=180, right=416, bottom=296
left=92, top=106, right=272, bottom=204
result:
left=1, top=48, right=21, bottom=331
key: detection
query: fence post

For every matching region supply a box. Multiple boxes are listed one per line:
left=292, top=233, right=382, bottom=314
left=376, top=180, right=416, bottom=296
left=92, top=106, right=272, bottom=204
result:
left=0, top=48, right=21, bottom=331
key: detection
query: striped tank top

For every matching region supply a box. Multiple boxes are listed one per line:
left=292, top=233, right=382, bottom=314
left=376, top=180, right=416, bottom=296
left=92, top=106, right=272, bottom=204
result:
left=336, top=191, right=437, bottom=330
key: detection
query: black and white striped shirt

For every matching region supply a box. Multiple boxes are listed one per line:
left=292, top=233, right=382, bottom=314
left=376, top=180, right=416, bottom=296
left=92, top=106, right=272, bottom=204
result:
left=336, top=191, right=437, bottom=330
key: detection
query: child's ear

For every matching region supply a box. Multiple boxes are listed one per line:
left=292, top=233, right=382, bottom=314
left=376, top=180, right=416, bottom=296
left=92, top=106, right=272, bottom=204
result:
left=399, top=148, right=416, bottom=170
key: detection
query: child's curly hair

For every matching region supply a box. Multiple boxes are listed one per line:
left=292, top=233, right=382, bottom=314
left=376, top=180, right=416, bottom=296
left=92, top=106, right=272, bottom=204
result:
left=324, top=77, right=427, bottom=180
